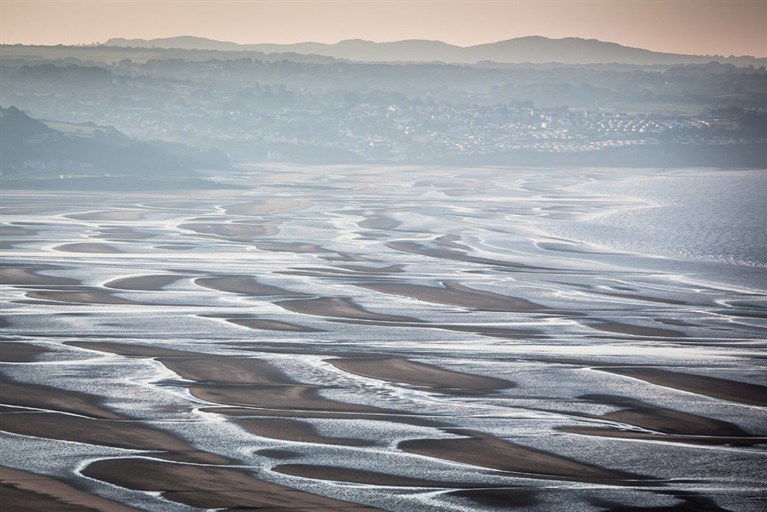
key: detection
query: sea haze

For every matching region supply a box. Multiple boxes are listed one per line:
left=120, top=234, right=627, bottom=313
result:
left=1, top=165, right=765, bottom=512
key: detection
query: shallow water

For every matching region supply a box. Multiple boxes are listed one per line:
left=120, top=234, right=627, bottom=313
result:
left=1, top=165, right=765, bottom=511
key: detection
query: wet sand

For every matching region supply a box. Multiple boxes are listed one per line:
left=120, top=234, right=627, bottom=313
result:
left=589, top=321, right=686, bottom=338
left=238, top=418, right=374, bottom=446
left=225, top=317, right=322, bottom=332
left=361, top=281, right=547, bottom=312
left=225, top=198, right=312, bottom=215
left=52, top=243, right=123, bottom=254
left=196, top=276, right=306, bottom=296
left=0, top=342, right=51, bottom=362
left=277, top=297, right=417, bottom=322
left=26, top=289, right=139, bottom=305
left=358, top=215, right=402, bottom=230
left=104, top=274, right=181, bottom=291
left=0, top=266, right=79, bottom=286
left=599, top=368, right=767, bottom=406
left=329, top=357, right=513, bottom=390
left=399, top=430, right=640, bottom=483
left=557, top=395, right=760, bottom=446
left=66, top=210, right=147, bottom=221
left=179, top=222, right=278, bottom=240
left=274, top=464, right=496, bottom=488
left=83, top=458, right=379, bottom=511
left=0, top=413, right=227, bottom=464
left=386, top=240, right=539, bottom=269
left=0, top=376, right=120, bottom=419
left=0, top=465, right=140, bottom=512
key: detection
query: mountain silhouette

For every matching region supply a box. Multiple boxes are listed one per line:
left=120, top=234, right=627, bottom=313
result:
left=104, top=35, right=764, bottom=66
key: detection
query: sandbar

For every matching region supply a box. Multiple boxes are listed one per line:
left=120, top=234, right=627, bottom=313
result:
left=399, top=430, right=639, bottom=483
left=360, top=281, right=546, bottom=312
left=328, top=357, right=513, bottom=390
left=0, top=465, right=139, bottom=512
left=83, top=458, right=379, bottom=511
left=277, top=297, right=417, bottom=322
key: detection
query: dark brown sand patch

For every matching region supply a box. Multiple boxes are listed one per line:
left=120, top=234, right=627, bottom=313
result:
left=274, top=464, right=494, bottom=488
left=556, top=395, right=759, bottom=446
left=329, top=357, right=513, bottom=390
left=0, top=376, right=120, bottom=419
left=52, top=243, right=123, bottom=254
left=159, top=357, right=294, bottom=385
left=399, top=430, right=639, bottom=482
left=588, top=321, right=686, bottom=338
left=26, top=289, right=138, bottom=305
left=202, top=408, right=443, bottom=426
left=226, top=318, right=322, bottom=332
left=196, top=276, right=306, bottom=296
left=83, top=458, right=379, bottom=511
left=358, top=215, right=401, bottom=230
left=225, top=198, right=312, bottom=215
left=255, top=241, right=329, bottom=253
left=449, top=488, right=539, bottom=509
left=0, top=412, right=227, bottom=464
left=238, top=418, right=373, bottom=446
left=386, top=240, right=541, bottom=269
left=277, top=297, right=417, bottom=322
left=104, top=275, right=181, bottom=291
left=66, top=210, right=147, bottom=221
left=179, top=222, right=278, bottom=239
left=0, top=266, right=79, bottom=286
left=0, top=465, right=140, bottom=512
left=190, top=384, right=391, bottom=414
left=67, top=341, right=199, bottom=358
left=0, top=342, right=51, bottom=362
left=598, top=367, right=767, bottom=407
left=360, top=281, right=546, bottom=312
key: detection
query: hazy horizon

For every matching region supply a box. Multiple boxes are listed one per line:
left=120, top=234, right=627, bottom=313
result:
left=2, top=0, right=766, bottom=57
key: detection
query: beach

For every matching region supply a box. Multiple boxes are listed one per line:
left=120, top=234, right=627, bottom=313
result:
left=1, top=165, right=765, bottom=511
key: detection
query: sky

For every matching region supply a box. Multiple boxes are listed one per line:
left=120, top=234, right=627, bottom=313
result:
left=1, top=0, right=765, bottom=57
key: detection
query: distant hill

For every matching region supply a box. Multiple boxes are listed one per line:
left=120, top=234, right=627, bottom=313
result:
left=0, top=106, right=229, bottom=176
left=104, top=35, right=767, bottom=66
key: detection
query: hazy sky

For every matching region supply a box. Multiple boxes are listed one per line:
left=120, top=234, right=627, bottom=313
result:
left=2, top=1, right=765, bottom=57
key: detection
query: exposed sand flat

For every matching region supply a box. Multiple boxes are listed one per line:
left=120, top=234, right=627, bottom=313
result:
left=278, top=297, right=417, bottom=322
left=179, top=222, right=278, bottom=239
left=196, top=276, right=306, bottom=296
left=329, top=357, right=513, bottom=390
left=238, top=418, right=374, bottom=446
left=52, top=243, right=123, bottom=254
left=358, top=215, right=401, bottom=230
left=0, top=412, right=227, bottom=464
left=558, top=427, right=766, bottom=446
left=203, top=408, right=442, bottom=426
left=159, top=356, right=295, bottom=385
left=274, top=464, right=493, bottom=487
left=361, top=281, right=547, bottom=312
left=93, top=229, right=155, bottom=240
left=104, top=274, right=181, bottom=291
left=83, top=458, right=380, bottom=511
left=0, top=266, right=79, bottom=286
left=67, top=341, right=199, bottom=358
left=557, top=394, right=760, bottom=446
left=0, top=377, right=120, bottom=419
left=190, top=383, right=392, bottom=413
left=399, top=430, right=639, bottom=482
left=449, top=488, right=539, bottom=509
left=26, top=289, right=138, bottom=305
left=338, top=264, right=405, bottom=274
left=225, top=198, right=312, bottom=215
left=0, top=342, right=51, bottom=362
left=331, top=318, right=543, bottom=340
left=0, top=465, right=140, bottom=512
left=0, top=225, right=37, bottom=236
left=589, top=321, right=686, bottom=338
left=386, top=240, right=539, bottom=269
left=66, top=210, right=147, bottom=221
left=226, top=318, right=322, bottom=332
left=255, top=241, right=329, bottom=253
left=598, top=367, right=767, bottom=407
